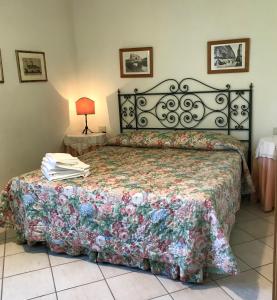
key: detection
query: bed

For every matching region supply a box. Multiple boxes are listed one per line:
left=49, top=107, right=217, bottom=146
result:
left=0, top=78, right=254, bottom=283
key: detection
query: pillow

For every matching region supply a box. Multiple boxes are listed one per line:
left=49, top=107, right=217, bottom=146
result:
left=107, top=131, right=174, bottom=148
left=107, top=130, right=245, bottom=153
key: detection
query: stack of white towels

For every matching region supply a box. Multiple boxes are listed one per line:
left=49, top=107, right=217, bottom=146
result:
left=41, top=153, right=90, bottom=181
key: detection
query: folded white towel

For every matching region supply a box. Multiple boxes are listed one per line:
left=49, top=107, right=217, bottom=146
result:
left=41, top=153, right=90, bottom=181
left=42, top=157, right=90, bottom=172
left=45, top=153, right=79, bottom=165
left=41, top=168, right=90, bottom=181
left=41, top=166, right=85, bottom=176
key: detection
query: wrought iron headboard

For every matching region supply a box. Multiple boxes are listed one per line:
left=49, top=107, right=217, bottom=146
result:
left=118, top=78, right=253, bottom=168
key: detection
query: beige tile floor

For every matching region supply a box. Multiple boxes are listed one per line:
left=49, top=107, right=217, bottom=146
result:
left=0, top=201, right=274, bottom=300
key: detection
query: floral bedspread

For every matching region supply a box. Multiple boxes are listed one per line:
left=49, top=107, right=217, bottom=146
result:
left=0, top=131, right=254, bottom=282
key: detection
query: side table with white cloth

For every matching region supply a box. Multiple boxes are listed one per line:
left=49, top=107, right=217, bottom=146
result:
left=64, top=133, right=107, bottom=156
left=253, top=136, right=277, bottom=211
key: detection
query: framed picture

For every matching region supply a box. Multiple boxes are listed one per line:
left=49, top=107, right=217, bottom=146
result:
left=119, top=47, right=153, bottom=78
left=15, top=50, right=48, bottom=82
left=207, top=38, right=250, bottom=74
left=0, top=49, right=4, bottom=83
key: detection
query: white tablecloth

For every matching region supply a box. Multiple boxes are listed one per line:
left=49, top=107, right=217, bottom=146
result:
left=64, top=133, right=106, bottom=156
left=253, top=136, right=277, bottom=211
left=256, top=136, right=277, bottom=160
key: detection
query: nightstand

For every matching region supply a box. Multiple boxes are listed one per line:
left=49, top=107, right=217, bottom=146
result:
left=253, top=136, right=277, bottom=211
left=64, top=133, right=107, bottom=156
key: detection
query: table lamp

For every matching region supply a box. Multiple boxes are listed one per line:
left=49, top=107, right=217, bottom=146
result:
left=76, top=97, right=95, bottom=134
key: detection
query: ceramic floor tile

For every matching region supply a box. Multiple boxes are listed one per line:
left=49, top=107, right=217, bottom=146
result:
left=0, top=240, right=5, bottom=257
left=260, top=235, right=274, bottom=248
left=107, top=271, right=167, bottom=300
left=233, top=240, right=273, bottom=268
left=52, top=260, right=103, bottom=291
left=235, top=209, right=257, bottom=223
left=98, top=262, right=133, bottom=278
left=236, top=256, right=252, bottom=272
left=0, top=257, right=4, bottom=278
left=261, top=213, right=275, bottom=224
left=171, top=281, right=232, bottom=299
left=2, top=268, right=55, bottom=300
left=48, top=251, right=82, bottom=267
left=57, top=280, right=113, bottom=300
left=0, top=227, right=5, bottom=240
left=216, top=269, right=272, bottom=300
left=243, top=204, right=274, bottom=219
left=5, top=239, right=26, bottom=256
left=5, top=239, right=47, bottom=256
left=237, top=219, right=274, bottom=239
left=4, top=251, right=49, bottom=277
left=230, top=227, right=255, bottom=246
left=256, top=264, right=273, bottom=282
left=157, top=275, right=189, bottom=293
left=6, top=228, right=17, bottom=239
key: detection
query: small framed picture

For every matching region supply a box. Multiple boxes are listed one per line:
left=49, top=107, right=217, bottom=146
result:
left=119, top=47, right=153, bottom=78
left=15, top=50, right=48, bottom=82
left=0, top=49, right=4, bottom=83
left=207, top=38, right=250, bottom=74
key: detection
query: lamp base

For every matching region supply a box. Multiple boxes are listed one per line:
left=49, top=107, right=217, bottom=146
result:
left=82, top=114, right=93, bottom=135
left=82, top=126, right=93, bottom=135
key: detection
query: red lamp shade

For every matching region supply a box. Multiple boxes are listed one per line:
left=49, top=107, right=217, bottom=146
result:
left=76, top=97, right=95, bottom=115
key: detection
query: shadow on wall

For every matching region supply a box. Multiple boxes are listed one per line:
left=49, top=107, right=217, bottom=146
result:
left=0, top=82, right=70, bottom=188
left=106, top=91, right=120, bottom=137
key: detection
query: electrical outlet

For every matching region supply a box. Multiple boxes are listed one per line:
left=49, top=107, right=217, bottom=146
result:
left=273, top=128, right=277, bottom=135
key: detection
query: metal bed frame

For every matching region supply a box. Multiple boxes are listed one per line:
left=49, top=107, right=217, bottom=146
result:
left=118, top=78, right=253, bottom=169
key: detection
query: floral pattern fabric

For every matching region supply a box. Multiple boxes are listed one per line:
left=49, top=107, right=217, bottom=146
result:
left=0, top=131, right=253, bottom=282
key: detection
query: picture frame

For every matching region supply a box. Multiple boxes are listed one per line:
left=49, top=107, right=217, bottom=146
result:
left=15, top=50, right=48, bottom=82
left=207, top=38, right=250, bottom=74
left=119, top=47, right=153, bottom=78
left=0, top=49, right=4, bottom=83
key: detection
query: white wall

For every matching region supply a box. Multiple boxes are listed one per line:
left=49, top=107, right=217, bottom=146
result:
left=71, top=0, right=277, bottom=145
left=1, top=0, right=276, bottom=187
left=0, top=0, right=78, bottom=188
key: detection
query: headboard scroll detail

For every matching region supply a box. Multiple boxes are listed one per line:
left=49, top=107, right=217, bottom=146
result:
left=118, top=78, right=253, bottom=168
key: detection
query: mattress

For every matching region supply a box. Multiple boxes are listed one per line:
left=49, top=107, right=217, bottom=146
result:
left=0, top=131, right=254, bottom=282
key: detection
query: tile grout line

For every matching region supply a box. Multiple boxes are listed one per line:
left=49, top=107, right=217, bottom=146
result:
left=232, top=233, right=274, bottom=248
left=97, top=263, right=116, bottom=300
left=239, top=212, right=274, bottom=225
left=234, top=252, right=273, bottom=274
left=46, top=253, right=58, bottom=300
left=258, top=237, right=274, bottom=249
left=3, top=266, right=50, bottom=279
left=4, top=249, right=48, bottom=258
left=0, top=231, right=7, bottom=300
left=235, top=226, right=274, bottom=241
left=3, top=246, right=48, bottom=259
left=54, top=278, right=106, bottom=294
left=252, top=267, right=273, bottom=284
left=254, top=262, right=273, bottom=268
left=241, top=204, right=274, bottom=215
left=27, top=292, right=56, bottom=300
left=3, top=258, right=133, bottom=281
left=155, top=274, right=187, bottom=296
left=147, top=290, right=173, bottom=300
left=231, top=238, right=273, bottom=270
left=213, top=279, right=235, bottom=300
